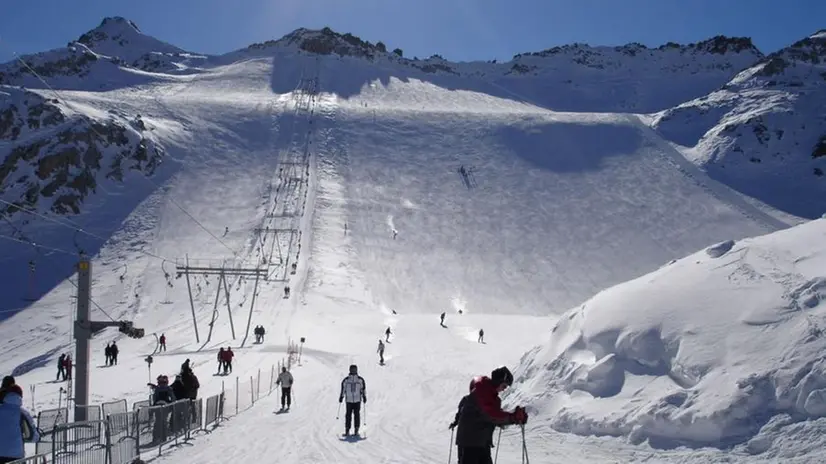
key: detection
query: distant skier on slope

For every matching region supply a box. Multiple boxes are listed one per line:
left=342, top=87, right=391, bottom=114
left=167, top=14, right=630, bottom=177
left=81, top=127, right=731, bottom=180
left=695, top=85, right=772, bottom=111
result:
left=276, top=367, right=294, bottom=410
left=477, top=329, right=484, bottom=343
left=339, top=365, right=367, bottom=437
left=450, top=367, right=527, bottom=463
left=440, top=312, right=446, bottom=327
left=385, top=327, right=392, bottom=342
left=377, top=340, right=385, bottom=365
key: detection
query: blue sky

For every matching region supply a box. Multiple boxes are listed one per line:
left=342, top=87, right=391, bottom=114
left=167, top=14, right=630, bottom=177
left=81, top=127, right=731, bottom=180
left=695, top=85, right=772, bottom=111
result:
left=0, top=0, right=823, bottom=63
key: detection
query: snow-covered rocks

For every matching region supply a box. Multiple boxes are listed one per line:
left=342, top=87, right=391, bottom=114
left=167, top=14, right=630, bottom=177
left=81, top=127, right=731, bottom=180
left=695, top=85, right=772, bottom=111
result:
left=509, top=219, right=826, bottom=450
left=652, top=30, right=826, bottom=219
left=0, top=86, right=164, bottom=217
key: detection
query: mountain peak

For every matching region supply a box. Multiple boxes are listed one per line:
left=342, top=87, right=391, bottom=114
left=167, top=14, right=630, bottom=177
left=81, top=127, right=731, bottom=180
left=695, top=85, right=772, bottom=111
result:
left=74, top=16, right=184, bottom=63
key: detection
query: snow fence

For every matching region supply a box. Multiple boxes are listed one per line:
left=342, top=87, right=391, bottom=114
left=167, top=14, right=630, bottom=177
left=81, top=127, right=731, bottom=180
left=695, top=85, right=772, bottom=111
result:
left=21, top=364, right=284, bottom=464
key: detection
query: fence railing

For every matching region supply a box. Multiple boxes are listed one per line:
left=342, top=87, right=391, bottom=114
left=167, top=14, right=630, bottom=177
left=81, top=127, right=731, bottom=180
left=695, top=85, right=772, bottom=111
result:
left=19, top=364, right=283, bottom=464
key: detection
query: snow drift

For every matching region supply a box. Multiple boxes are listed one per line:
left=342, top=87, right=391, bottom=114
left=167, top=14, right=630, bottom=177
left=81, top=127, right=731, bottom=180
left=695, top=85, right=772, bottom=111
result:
left=509, top=218, right=826, bottom=451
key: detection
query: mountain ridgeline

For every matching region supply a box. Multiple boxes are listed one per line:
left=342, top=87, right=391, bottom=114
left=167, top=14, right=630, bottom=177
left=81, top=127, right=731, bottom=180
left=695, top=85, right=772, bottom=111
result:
left=0, top=17, right=824, bottom=225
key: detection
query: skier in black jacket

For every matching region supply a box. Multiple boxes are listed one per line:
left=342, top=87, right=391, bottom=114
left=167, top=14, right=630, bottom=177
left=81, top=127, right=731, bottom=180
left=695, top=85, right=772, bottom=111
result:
left=450, top=367, right=528, bottom=464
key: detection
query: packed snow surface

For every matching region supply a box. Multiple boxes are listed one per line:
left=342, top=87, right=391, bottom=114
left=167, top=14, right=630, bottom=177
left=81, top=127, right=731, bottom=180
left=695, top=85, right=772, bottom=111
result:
left=511, top=218, right=826, bottom=456
left=1, top=24, right=824, bottom=463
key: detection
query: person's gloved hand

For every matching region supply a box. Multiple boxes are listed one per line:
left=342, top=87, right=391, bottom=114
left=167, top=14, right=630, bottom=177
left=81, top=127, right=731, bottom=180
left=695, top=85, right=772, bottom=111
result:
left=448, top=421, right=457, bottom=430
left=362, top=396, right=367, bottom=404
left=338, top=396, right=343, bottom=403
left=511, top=406, right=528, bottom=425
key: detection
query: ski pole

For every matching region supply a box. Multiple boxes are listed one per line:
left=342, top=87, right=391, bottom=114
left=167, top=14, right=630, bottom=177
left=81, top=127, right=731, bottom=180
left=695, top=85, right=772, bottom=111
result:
left=494, top=427, right=502, bottom=464
left=521, top=424, right=530, bottom=464
left=447, top=428, right=454, bottom=464
left=336, top=402, right=342, bottom=420
left=363, top=402, right=367, bottom=426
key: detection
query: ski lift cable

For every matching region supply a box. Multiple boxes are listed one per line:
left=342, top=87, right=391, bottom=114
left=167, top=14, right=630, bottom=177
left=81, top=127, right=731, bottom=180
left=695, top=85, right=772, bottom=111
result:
left=0, top=232, right=77, bottom=257
left=0, top=198, right=171, bottom=263
left=0, top=232, right=117, bottom=322
left=0, top=38, right=244, bottom=263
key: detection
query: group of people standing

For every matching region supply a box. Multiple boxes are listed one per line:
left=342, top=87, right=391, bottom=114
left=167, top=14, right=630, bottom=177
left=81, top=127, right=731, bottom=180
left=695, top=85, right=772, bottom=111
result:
left=216, top=347, right=235, bottom=375
left=104, top=342, right=120, bottom=366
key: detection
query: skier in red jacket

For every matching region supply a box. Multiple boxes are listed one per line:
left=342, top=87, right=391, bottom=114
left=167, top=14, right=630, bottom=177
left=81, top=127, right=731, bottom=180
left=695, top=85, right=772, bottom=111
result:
left=450, top=366, right=527, bottom=463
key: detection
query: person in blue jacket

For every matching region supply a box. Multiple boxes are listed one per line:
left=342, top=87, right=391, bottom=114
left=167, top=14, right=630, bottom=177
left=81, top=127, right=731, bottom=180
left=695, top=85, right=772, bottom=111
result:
left=0, top=376, right=39, bottom=463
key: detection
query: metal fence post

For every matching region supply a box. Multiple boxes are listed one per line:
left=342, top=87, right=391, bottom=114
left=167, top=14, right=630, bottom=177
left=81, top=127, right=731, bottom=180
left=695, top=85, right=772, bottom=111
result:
left=235, top=377, right=239, bottom=415
left=269, top=365, right=275, bottom=394
left=250, top=376, right=255, bottom=405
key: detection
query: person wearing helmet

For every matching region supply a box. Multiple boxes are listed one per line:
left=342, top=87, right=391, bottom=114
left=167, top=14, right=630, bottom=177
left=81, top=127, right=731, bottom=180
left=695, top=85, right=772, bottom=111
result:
left=450, top=366, right=528, bottom=463
left=339, top=364, right=366, bottom=436
left=150, top=375, right=176, bottom=405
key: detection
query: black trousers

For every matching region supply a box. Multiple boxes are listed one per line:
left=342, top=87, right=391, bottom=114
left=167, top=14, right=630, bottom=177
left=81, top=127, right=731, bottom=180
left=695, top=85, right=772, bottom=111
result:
left=345, top=402, right=361, bottom=432
left=281, top=387, right=291, bottom=407
left=457, top=446, right=492, bottom=464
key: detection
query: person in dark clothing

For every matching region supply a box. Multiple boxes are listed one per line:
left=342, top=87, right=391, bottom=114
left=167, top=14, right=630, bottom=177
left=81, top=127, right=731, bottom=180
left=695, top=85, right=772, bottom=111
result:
left=377, top=340, right=385, bottom=365
left=64, top=355, right=72, bottom=380
left=56, top=354, right=66, bottom=381
left=181, top=369, right=200, bottom=399
left=217, top=349, right=225, bottom=374
left=159, top=334, right=167, bottom=352
left=104, top=344, right=112, bottom=366
left=181, top=359, right=191, bottom=374
left=440, top=312, right=446, bottom=327
left=170, top=375, right=187, bottom=401
left=451, top=367, right=528, bottom=464
left=110, top=342, right=119, bottom=365
left=222, top=348, right=234, bottom=374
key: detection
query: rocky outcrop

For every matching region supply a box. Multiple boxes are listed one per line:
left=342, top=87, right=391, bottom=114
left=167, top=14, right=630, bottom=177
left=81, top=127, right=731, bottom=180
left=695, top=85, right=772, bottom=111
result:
left=0, top=87, right=164, bottom=218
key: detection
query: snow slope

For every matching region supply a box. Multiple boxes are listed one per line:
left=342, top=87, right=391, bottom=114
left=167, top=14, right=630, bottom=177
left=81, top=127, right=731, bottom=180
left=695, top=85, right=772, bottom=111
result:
left=652, top=31, right=826, bottom=219
left=1, top=18, right=825, bottom=463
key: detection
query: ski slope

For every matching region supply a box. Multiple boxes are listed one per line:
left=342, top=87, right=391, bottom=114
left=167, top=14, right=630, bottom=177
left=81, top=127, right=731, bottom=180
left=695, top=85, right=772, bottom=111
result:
left=0, top=50, right=812, bottom=463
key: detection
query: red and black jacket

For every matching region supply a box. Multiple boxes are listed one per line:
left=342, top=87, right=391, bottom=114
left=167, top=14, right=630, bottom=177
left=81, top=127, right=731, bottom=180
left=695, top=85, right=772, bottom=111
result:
left=454, top=376, right=514, bottom=448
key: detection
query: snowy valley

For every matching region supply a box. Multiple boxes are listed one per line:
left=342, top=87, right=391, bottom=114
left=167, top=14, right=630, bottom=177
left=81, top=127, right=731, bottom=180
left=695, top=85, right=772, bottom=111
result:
left=1, top=16, right=825, bottom=463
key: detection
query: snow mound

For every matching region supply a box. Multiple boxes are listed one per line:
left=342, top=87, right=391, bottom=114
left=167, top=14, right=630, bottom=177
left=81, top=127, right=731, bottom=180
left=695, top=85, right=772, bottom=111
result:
left=509, top=218, right=826, bottom=451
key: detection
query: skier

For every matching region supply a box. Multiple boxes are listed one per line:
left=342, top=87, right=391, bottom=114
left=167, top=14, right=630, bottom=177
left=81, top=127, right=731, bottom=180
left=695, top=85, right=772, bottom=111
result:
left=440, top=312, right=446, bottom=327
left=385, top=327, right=392, bottom=342
left=223, top=347, right=234, bottom=374
left=478, top=329, right=484, bottom=343
left=217, top=348, right=225, bottom=374
left=276, top=367, right=294, bottom=410
left=64, top=355, right=73, bottom=380
left=0, top=376, right=39, bottom=463
left=110, top=342, right=119, bottom=365
left=159, top=334, right=167, bottom=352
left=56, top=354, right=66, bottom=381
left=450, top=367, right=528, bottom=464
left=259, top=326, right=266, bottom=343
left=339, top=364, right=367, bottom=437
left=104, top=343, right=112, bottom=366
left=377, top=339, right=385, bottom=365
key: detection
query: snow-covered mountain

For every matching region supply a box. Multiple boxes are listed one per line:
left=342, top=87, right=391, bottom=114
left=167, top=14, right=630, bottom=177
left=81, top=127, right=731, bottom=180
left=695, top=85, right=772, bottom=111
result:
left=652, top=30, right=826, bottom=219
left=4, top=17, right=826, bottom=463
left=0, top=86, right=164, bottom=219
left=0, top=17, right=206, bottom=91
left=230, top=27, right=762, bottom=112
